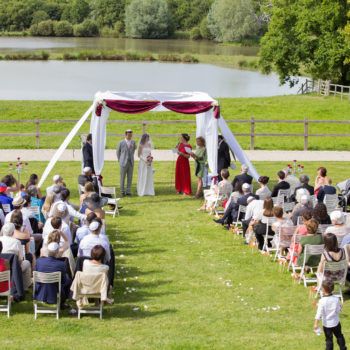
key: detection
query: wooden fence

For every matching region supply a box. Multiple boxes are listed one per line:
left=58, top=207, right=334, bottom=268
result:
left=298, top=79, right=350, bottom=100
left=0, top=118, right=350, bottom=150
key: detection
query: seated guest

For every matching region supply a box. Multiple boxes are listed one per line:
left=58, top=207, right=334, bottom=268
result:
left=34, top=242, right=72, bottom=306
left=297, top=218, right=323, bottom=267
left=290, top=194, right=313, bottom=226
left=271, top=170, right=291, bottom=198
left=41, top=230, right=69, bottom=257
left=75, top=212, right=99, bottom=245
left=242, top=196, right=264, bottom=237
left=317, top=178, right=337, bottom=203
left=42, top=192, right=56, bottom=220
left=78, top=218, right=110, bottom=262
left=78, top=167, right=98, bottom=193
left=46, top=174, right=64, bottom=196
left=314, top=166, right=330, bottom=197
left=0, top=182, right=13, bottom=210
left=293, top=175, right=314, bottom=199
left=27, top=185, right=45, bottom=223
left=0, top=206, right=4, bottom=227
left=255, top=176, right=271, bottom=200
left=324, top=211, right=348, bottom=236
left=25, top=174, right=42, bottom=198
left=0, top=223, right=32, bottom=290
left=295, top=210, right=313, bottom=235
left=231, top=164, right=252, bottom=189
left=312, top=203, right=331, bottom=225
left=225, top=182, right=243, bottom=209
left=271, top=206, right=294, bottom=255
left=80, top=182, right=95, bottom=206
left=1, top=174, right=19, bottom=196
left=272, top=206, right=293, bottom=234
left=284, top=168, right=301, bottom=194
left=0, top=241, right=10, bottom=293
left=5, top=195, right=33, bottom=235
left=43, top=214, right=72, bottom=245
left=84, top=193, right=107, bottom=220
left=83, top=245, right=109, bottom=275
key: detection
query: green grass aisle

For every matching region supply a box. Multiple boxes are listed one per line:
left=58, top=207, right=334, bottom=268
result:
left=0, top=161, right=349, bottom=349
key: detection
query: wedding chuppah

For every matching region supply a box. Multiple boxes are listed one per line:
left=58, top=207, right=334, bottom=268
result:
left=38, top=91, right=260, bottom=189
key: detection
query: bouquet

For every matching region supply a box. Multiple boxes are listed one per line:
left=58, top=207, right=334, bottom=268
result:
left=146, top=155, right=153, bottom=166
left=286, top=160, right=304, bottom=176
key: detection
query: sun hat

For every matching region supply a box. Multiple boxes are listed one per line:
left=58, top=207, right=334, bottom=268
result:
left=242, top=183, right=251, bottom=190
left=84, top=193, right=108, bottom=209
left=53, top=174, right=61, bottom=182
left=83, top=167, right=92, bottom=174
left=47, top=242, right=59, bottom=252
left=12, top=195, right=26, bottom=207
left=1, top=222, right=15, bottom=237
left=0, top=182, right=8, bottom=193
left=89, top=221, right=100, bottom=231
left=52, top=185, right=62, bottom=194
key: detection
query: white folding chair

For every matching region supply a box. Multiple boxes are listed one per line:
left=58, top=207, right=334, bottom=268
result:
left=99, top=186, right=120, bottom=218
left=262, top=216, right=277, bottom=253
left=33, top=271, right=61, bottom=320
left=317, top=224, right=331, bottom=234
left=316, top=259, right=348, bottom=303
left=277, top=189, right=291, bottom=205
left=283, top=201, right=295, bottom=213
left=78, top=184, right=85, bottom=196
left=288, top=233, right=306, bottom=273
left=1, top=204, right=11, bottom=214
left=233, top=205, right=246, bottom=230
left=310, top=195, right=317, bottom=208
left=0, top=270, right=11, bottom=318
left=299, top=244, right=324, bottom=287
left=297, top=216, right=304, bottom=226
left=324, top=194, right=339, bottom=214
left=274, top=225, right=296, bottom=261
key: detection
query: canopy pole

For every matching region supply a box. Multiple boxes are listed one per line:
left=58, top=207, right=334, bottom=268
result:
left=38, top=104, right=94, bottom=188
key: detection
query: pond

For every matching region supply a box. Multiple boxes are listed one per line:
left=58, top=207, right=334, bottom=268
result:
left=0, top=60, right=302, bottom=100
left=0, top=37, right=259, bottom=56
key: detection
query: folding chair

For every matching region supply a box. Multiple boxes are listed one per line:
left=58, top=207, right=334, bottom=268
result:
left=213, top=194, right=226, bottom=216
left=288, top=233, right=306, bottom=273
left=317, top=224, right=331, bottom=234
left=99, top=186, right=120, bottom=218
left=78, top=184, right=85, bottom=196
left=274, top=225, right=296, bottom=262
left=33, top=271, right=61, bottom=320
left=233, top=205, right=246, bottom=231
left=283, top=201, right=295, bottom=213
left=310, top=195, right=317, bottom=208
left=299, top=244, right=324, bottom=287
left=28, top=206, right=40, bottom=219
left=316, top=259, right=348, bottom=303
left=1, top=204, right=11, bottom=214
left=262, top=216, right=277, bottom=253
left=297, top=216, right=304, bottom=226
left=0, top=270, right=11, bottom=318
left=324, top=194, right=339, bottom=214
left=277, top=189, right=291, bottom=205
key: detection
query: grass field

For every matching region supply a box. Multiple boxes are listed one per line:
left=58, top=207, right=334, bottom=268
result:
left=0, top=160, right=349, bottom=349
left=0, top=95, right=349, bottom=150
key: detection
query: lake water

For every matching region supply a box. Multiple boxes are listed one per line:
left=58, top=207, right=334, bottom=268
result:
left=0, top=60, right=302, bottom=100
left=0, top=37, right=259, bottom=56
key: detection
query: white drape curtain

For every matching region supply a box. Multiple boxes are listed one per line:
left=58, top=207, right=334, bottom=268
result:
left=90, top=106, right=110, bottom=176
left=218, top=116, right=260, bottom=181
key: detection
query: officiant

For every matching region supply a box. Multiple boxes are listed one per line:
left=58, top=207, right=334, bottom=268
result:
left=117, top=129, right=136, bottom=196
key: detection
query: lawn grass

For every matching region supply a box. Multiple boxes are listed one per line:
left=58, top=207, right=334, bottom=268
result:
left=0, top=95, right=349, bottom=150
left=0, top=160, right=349, bottom=349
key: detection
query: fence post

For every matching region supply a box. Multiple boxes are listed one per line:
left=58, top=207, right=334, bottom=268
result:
left=142, top=122, right=147, bottom=134
left=35, top=119, right=40, bottom=148
left=304, top=117, right=308, bottom=151
left=250, top=116, right=255, bottom=150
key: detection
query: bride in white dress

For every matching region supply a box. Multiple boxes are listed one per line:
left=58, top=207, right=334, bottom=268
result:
left=137, top=133, right=155, bottom=196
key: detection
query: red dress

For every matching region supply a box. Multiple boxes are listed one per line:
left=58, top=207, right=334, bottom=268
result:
left=0, top=258, right=9, bottom=293
left=175, top=143, right=192, bottom=195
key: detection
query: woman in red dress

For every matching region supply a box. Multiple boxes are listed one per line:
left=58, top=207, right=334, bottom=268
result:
left=175, top=134, right=192, bottom=195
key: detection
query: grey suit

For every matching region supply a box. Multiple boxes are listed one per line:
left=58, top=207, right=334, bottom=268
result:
left=117, top=139, right=136, bottom=194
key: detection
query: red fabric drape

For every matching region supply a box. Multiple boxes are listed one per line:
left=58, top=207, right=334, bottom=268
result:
left=105, top=100, right=160, bottom=114
left=162, top=101, right=214, bottom=115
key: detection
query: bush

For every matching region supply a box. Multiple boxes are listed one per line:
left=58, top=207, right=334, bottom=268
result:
left=73, top=19, right=99, bottom=37
left=190, top=26, right=202, bottom=40
left=199, top=17, right=212, bottom=40
left=125, top=0, right=173, bottom=39
left=53, top=21, right=73, bottom=37
left=31, top=11, right=49, bottom=25
left=30, top=20, right=55, bottom=36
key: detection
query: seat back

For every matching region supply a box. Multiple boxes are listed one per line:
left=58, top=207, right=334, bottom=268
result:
left=303, top=244, right=324, bottom=267
left=28, top=206, right=40, bottom=217
left=0, top=270, right=10, bottom=294
left=278, top=225, right=296, bottom=248
left=2, top=204, right=11, bottom=214
left=317, top=224, right=331, bottom=234
left=323, top=259, right=348, bottom=286
left=324, top=194, right=339, bottom=213
left=283, top=202, right=295, bottom=213
left=33, top=271, right=61, bottom=285
left=99, top=186, right=116, bottom=198
left=78, top=184, right=85, bottom=196
left=277, top=189, right=291, bottom=203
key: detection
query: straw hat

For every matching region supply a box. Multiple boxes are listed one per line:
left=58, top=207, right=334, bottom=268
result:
left=83, top=193, right=108, bottom=209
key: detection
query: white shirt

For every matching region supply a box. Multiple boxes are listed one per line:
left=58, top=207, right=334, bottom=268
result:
left=46, top=184, right=56, bottom=195
left=42, top=218, right=72, bottom=244
left=5, top=209, right=33, bottom=235
left=0, top=208, right=4, bottom=225
left=315, top=295, right=342, bottom=328
left=286, top=175, right=301, bottom=194
left=78, top=234, right=110, bottom=261
left=83, top=260, right=109, bottom=274
left=256, top=186, right=272, bottom=200
left=0, top=236, right=23, bottom=260
left=125, top=138, right=132, bottom=148
left=50, top=200, right=86, bottom=221
left=245, top=200, right=264, bottom=221
left=76, top=224, right=107, bottom=244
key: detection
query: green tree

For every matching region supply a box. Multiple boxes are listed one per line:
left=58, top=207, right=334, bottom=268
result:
left=89, top=0, right=125, bottom=28
left=31, top=19, right=55, bottom=36
left=207, top=0, right=260, bottom=42
left=53, top=20, right=74, bottom=36
left=260, top=0, right=350, bottom=85
left=73, top=18, right=99, bottom=36
left=31, top=10, right=50, bottom=25
left=62, top=0, right=90, bottom=24
left=125, top=0, right=173, bottom=39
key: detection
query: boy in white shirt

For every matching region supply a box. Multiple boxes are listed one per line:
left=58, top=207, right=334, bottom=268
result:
left=314, top=281, right=347, bottom=350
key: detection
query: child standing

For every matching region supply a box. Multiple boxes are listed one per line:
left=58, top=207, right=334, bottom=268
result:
left=314, top=281, right=347, bottom=350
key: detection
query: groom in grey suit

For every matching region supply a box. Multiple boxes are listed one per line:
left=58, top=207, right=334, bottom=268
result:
left=117, top=129, right=137, bottom=196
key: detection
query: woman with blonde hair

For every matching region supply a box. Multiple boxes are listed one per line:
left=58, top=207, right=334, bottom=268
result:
left=80, top=181, right=95, bottom=205
left=42, top=192, right=55, bottom=220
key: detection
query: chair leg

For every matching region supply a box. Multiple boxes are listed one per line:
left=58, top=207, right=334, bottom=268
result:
left=100, top=301, right=103, bottom=320
left=7, top=296, right=10, bottom=318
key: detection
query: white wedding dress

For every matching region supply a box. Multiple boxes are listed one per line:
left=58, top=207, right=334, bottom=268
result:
left=137, top=145, right=155, bottom=196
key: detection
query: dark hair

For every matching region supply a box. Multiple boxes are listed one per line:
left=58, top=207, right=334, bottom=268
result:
left=86, top=133, right=92, bottom=142
left=26, top=174, right=38, bottom=188
left=0, top=241, right=2, bottom=254
left=218, top=135, right=224, bottom=141
left=322, top=281, right=334, bottom=294
left=263, top=197, right=274, bottom=217
left=91, top=245, right=106, bottom=262
left=220, top=168, right=230, bottom=180
left=312, top=203, right=330, bottom=224
left=22, top=194, right=31, bottom=207
left=51, top=216, right=62, bottom=230
left=318, top=167, right=327, bottom=177
left=324, top=233, right=340, bottom=253
left=10, top=209, right=23, bottom=230
left=181, top=133, right=190, bottom=142
left=301, top=209, right=313, bottom=221
left=234, top=182, right=243, bottom=194
left=258, top=176, right=269, bottom=185
left=60, top=188, right=70, bottom=201
left=277, top=171, right=285, bottom=180
left=1, top=174, right=16, bottom=187
left=86, top=211, right=97, bottom=224
left=273, top=206, right=284, bottom=219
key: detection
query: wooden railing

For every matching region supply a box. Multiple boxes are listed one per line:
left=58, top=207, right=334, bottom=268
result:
left=0, top=118, right=349, bottom=150
left=298, top=79, right=350, bottom=100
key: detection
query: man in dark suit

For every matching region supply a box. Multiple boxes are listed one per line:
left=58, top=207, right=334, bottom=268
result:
left=78, top=167, right=99, bottom=193
left=214, top=183, right=257, bottom=228
left=271, top=170, right=291, bottom=197
left=232, top=165, right=253, bottom=189
left=317, top=180, right=337, bottom=202
left=34, top=242, right=71, bottom=306
left=82, top=133, right=94, bottom=173
left=292, top=174, right=314, bottom=200
left=217, top=135, right=231, bottom=181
